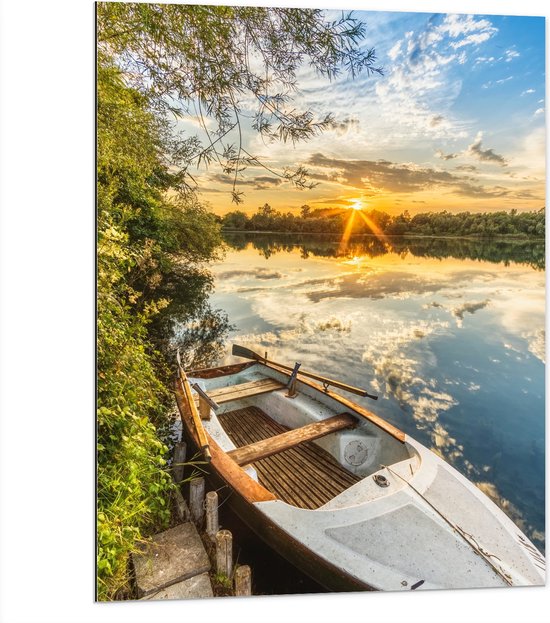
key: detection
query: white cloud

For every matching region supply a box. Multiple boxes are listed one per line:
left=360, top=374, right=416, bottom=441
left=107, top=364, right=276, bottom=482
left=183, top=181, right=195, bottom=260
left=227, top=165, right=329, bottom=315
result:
left=491, top=280, right=545, bottom=364
left=438, top=14, right=497, bottom=50
left=521, top=89, right=535, bottom=96
left=534, top=107, right=544, bottom=116
left=450, top=31, right=493, bottom=50
left=437, top=14, right=496, bottom=39
left=525, top=330, right=545, bottom=364
left=482, top=76, right=513, bottom=89
left=511, top=126, right=546, bottom=178
left=505, top=48, right=520, bottom=62
left=388, top=40, right=402, bottom=61
left=475, top=56, right=495, bottom=65
left=369, top=14, right=499, bottom=142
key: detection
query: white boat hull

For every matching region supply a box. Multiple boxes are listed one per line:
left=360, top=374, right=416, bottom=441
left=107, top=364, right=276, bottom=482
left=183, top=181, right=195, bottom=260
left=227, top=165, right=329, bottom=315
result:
left=180, top=361, right=545, bottom=591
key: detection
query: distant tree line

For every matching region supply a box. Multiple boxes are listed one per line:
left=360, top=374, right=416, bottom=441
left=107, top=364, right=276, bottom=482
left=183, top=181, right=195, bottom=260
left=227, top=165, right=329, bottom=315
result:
left=221, top=204, right=545, bottom=238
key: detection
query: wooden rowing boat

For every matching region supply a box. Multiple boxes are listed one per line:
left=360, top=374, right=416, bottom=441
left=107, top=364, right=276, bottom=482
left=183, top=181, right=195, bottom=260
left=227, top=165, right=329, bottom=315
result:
left=174, top=346, right=545, bottom=592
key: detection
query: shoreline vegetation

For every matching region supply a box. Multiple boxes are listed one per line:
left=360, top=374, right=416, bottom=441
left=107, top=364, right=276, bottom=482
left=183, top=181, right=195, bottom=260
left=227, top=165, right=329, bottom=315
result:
left=222, top=229, right=544, bottom=241
left=220, top=204, right=545, bottom=239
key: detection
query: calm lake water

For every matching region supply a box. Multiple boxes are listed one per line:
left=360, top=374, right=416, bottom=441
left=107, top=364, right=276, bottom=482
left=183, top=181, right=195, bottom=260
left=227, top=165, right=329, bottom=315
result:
left=206, top=232, right=545, bottom=588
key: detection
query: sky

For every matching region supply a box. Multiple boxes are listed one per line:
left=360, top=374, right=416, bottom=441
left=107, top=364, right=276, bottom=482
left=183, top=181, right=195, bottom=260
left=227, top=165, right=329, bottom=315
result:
left=179, top=9, right=546, bottom=216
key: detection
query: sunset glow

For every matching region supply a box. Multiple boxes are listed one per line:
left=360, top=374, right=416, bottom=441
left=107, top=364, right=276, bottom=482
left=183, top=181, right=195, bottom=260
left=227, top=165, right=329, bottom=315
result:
left=338, top=209, right=357, bottom=254
left=338, top=201, right=392, bottom=252
left=356, top=210, right=392, bottom=249
left=188, top=11, right=545, bottom=217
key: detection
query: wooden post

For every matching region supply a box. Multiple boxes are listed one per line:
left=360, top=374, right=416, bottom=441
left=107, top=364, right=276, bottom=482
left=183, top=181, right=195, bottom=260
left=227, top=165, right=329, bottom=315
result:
left=198, top=395, right=211, bottom=420
left=172, top=441, right=187, bottom=483
left=172, top=486, right=190, bottom=522
left=205, top=491, right=219, bottom=540
left=215, top=530, right=233, bottom=577
left=189, top=476, right=205, bottom=524
left=234, top=565, right=252, bottom=596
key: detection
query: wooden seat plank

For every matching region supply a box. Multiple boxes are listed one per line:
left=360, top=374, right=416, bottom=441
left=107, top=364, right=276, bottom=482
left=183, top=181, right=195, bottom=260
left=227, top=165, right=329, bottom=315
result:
left=227, top=413, right=356, bottom=467
left=195, top=378, right=285, bottom=405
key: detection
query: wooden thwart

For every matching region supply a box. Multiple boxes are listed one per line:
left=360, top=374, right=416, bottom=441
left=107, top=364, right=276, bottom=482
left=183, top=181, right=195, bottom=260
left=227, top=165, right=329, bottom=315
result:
left=196, top=377, right=285, bottom=405
left=218, top=406, right=359, bottom=509
left=228, top=412, right=356, bottom=467
left=266, top=362, right=405, bottom=443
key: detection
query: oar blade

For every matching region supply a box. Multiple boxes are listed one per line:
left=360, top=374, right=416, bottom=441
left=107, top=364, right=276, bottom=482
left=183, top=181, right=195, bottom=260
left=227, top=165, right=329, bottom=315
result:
left=232, top=343, right=262, bottom=361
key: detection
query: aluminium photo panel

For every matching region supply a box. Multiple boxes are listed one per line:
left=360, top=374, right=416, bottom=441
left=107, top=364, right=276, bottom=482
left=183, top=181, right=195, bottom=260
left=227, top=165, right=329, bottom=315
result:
left=96, top=1, right=545, bottom=602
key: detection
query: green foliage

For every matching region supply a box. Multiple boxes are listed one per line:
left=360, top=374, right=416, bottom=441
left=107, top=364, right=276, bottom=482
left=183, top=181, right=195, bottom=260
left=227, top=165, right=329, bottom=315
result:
left=97, top=2, right=382, bottom=202
left=221, top=205, right=545, bottom=239
left=391, top=208, right=545, bottom=238
left=97, top=59, right=225, bottom=601
left=97, top=202, right=174, bottom=600
left=221, top=210, right=249, bottom=231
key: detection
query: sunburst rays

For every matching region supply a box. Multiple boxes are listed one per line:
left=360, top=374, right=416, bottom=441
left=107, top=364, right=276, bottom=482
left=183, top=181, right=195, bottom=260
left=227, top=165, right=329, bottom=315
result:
left=356, top=210, right=392, bottom=249
left=338, top=203, right=393, bottom=254
left=338, top=208, right=357, bottom=254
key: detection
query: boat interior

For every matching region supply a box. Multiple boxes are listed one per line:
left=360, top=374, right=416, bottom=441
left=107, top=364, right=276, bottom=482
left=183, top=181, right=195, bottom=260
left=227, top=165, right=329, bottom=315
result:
left=190, top=363, right=418, bottom=510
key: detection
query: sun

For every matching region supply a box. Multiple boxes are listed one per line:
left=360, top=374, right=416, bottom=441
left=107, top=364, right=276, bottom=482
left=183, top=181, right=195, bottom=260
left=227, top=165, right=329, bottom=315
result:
left=339, top=197, right=393, bottom=255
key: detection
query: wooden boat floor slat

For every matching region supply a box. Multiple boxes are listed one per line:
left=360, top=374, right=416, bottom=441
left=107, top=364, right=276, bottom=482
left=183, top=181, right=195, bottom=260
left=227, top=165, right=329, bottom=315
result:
left=218, top=406, right=361, bottom=510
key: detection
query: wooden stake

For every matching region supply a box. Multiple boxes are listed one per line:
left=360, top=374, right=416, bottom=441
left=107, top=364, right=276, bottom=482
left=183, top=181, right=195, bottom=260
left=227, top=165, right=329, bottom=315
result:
left=172, top=486, right=190, bottom=522
left=172, top=441, right=187, bottom=483
left=205, top=491, right=219, bottom=539
left=189, top=476, right=205, bottom=524
left=234, top=565, right=252, bottom=596
left=215, top=530, right=233, bottom=577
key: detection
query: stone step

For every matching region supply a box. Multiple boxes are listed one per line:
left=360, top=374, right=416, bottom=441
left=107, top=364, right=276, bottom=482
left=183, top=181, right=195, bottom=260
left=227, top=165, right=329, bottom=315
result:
left=132, top=522, right=211, bottom=598
left=139, top=572, right=213, bottom=600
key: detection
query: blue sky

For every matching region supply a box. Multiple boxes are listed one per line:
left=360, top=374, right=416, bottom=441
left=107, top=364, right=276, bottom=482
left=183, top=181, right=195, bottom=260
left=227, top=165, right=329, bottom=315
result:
left=183, top=9, right=546, bottom=215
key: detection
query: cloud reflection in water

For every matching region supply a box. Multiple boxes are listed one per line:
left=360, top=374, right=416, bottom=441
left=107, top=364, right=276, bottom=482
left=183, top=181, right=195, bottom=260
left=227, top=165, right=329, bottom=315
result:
left=211, top=239, right=545, bottom=548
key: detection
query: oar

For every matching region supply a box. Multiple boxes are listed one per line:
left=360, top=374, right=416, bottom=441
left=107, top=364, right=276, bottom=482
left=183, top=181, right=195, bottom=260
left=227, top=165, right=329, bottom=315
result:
left=176, top=350, right=211, bottom=462
left=232, top=344, right=378, bottom=400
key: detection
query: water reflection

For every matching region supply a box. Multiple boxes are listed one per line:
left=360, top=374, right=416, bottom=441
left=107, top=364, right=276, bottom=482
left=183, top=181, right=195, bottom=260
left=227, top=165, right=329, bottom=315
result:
left=148, top=264, right=232, bottom=371
left=224, top=232, right=545, bottom=270
left=212, top=233, right=545, bottom=551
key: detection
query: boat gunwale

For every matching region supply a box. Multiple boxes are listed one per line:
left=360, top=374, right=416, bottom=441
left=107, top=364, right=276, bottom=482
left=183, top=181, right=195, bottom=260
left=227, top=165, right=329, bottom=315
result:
left=189, top=360, right=256, bottom=378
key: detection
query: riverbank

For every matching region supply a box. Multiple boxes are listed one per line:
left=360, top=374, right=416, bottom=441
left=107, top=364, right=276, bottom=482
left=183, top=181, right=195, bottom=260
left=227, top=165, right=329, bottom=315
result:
left=221, top=229, right=544, bottom=242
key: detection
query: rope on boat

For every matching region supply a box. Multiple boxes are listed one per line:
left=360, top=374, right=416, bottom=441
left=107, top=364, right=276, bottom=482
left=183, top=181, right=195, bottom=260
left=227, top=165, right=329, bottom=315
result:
left=380, top=464, right=514, bottom=587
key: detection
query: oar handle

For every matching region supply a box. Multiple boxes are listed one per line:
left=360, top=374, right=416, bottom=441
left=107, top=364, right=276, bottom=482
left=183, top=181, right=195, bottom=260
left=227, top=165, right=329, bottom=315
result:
left=192, top=383, right=220, bottom=411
